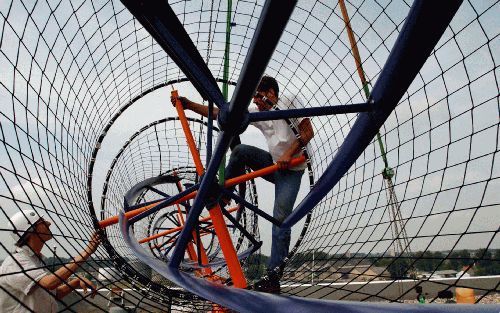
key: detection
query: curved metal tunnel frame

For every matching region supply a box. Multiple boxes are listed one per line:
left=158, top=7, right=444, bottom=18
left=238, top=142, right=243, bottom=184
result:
left=114, top=0, right=499, bottom=311
left=92, top=114, right=271, bottom=303
left=123, top=174, right=259, bottom=270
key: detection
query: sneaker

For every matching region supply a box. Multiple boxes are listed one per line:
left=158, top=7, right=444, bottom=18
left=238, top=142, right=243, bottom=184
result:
left=253, top=275, right=281, bottom=294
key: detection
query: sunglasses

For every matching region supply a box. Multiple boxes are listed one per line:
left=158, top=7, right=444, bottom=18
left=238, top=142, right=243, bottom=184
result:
left=253, top=92, right=274, bottom=106
left=253, top=92, right=264, bottom=99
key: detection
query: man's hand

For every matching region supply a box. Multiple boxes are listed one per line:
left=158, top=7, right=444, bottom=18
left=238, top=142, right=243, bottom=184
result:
left=170, top=95, right=190, bottom=109
left=78, top=277, right=97, bottom=298
left=169, top=96, right=218, bottom=118
left=277, top=152, right=293, bottom=170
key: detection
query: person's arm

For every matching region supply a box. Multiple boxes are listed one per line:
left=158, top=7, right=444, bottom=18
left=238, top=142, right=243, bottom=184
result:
left=276, top=118, right=314, bottom=170
left=54, top=277, right=79, bottom=299
left=55, top=276, right=97, bottom=299
left=170, top=96, right=219, bottom=119
left=38, top=232, right=101, bottom=290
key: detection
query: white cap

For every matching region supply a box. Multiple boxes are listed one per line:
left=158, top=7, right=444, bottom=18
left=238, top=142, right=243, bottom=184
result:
left=8, top=210, right=43, bottom=245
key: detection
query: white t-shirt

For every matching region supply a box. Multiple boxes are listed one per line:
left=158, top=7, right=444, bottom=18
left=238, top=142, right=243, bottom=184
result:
left=249, top=93, right=308, bottom=171
left=0, top=246, right=58, bottom=313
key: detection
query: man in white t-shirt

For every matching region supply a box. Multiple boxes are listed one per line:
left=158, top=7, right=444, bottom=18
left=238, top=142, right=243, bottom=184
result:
left=172, top=76, right=314, bottom=293
left=0, top=210, right=101, bottom=312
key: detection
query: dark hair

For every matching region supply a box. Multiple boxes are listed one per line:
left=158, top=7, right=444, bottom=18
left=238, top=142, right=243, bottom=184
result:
left=257, top=75, right=279, bottom=97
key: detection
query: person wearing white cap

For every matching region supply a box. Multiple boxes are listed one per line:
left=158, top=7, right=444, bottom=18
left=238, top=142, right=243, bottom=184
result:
left=0, top=210, right=101, bottom=312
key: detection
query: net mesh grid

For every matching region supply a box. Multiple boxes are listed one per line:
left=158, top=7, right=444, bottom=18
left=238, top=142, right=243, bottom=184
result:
left=0, top=0, right=498, bottom=311
left=100, top=117, right=259, bottom=286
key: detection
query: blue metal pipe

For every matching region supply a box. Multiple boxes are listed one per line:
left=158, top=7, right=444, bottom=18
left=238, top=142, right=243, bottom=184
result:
left=221, top=0, right=298, bottom=129
left=249, top=103, right=371, bottom=122
left=121, top=0, right=225, bottom=107
left=115, top=0, right=498, bottom=311
left=123, top=175, right=182, bottom=211
left=169, top=131, right=233, bottom=267
left=206, top=101, right=214, bottom=164
left=143, top=188, right=190, bottom=210
left=128, top=183, right=200, bottom=224
left=220, top=207, right=261, bottom=246
left=219, top=187, right=281, bottom=226
left=119, top=210, right=495, bottom=313
left=124, top=198, right=168, bottom=212
left=282, top=0, right=463, bottom=228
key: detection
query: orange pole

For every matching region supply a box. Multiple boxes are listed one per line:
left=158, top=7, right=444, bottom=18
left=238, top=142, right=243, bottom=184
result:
left=338, top=0, right=367, bottom=86
left=98, top=156, right=305, bottom=228
left=224, top=155, right=306, bottom=187
left=185, top=234, right=198, bottom=261
left=98, top=156, right=305, bottom=229
left=154, top=230, right=213, bottom=250
left=176, top=204, right=186, bottom=224
left=172, top=90, right=247, bottom=288
left=172, top=90, right=205, bottom=174
left=149, top=218, right=199, bottom=257
left=208, top=203, right=247, bottom=288
left=169, top=198, right=198, bottom=262
left=191, top=229, right=212, bottom=276
left=164, top=133, right=212, bottom=274
left=98, top=200, right=162, bottom=228
left=179, top=208, right=199, bottom=262
left=169, top=181, right=206, bottom=272
left=139, top=206, right=239, bottom=244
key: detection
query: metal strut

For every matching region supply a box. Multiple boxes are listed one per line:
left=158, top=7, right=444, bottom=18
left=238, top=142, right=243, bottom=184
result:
left=338, top=0, right=415, bottom=280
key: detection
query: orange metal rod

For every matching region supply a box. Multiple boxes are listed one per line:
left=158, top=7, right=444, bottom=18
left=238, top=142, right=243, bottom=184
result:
left=172, top=94, right=216, bottom=275
left=98, top=156, right=305, bottom=228
left=172, top=90, right=247, bottom=288
left=176, top=204, right=186, bottom=224
left=224, top=155, right=306, bottom=187
left=173, top=90, right=205, bottom=174
left=154, top=229, right=213, bottom=250
left=98, top=190, right=197, bottom=228
left=185, top=233, right=198, bottom=261
left=208, top=203, right=247, bottom=288
left=139, top=206, right=239, bottom=244
left=98, top=200, right=162, bottom=228
left=191, top=228, right=212, bottom=276
left=338, top=0, right=367, bottom=86
left=175, top=202, right=199, bottom=262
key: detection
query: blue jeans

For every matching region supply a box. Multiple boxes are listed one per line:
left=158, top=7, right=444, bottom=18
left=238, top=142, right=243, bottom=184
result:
left=225, top=144, right=304, bottom=271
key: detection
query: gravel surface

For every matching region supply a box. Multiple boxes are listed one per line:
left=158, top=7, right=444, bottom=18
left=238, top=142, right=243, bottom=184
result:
left=401, top=292, right=500, bottom=304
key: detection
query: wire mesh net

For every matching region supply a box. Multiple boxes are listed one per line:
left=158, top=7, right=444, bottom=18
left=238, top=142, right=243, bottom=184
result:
left=0, top=0, right=498, bottom=311
left=100, top=117, right=259, bottom=287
